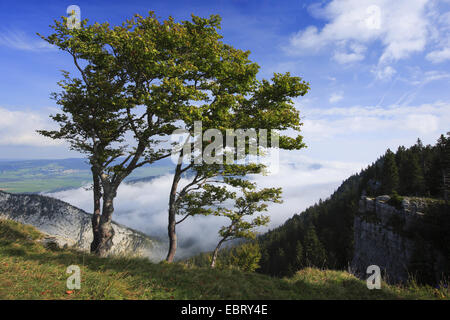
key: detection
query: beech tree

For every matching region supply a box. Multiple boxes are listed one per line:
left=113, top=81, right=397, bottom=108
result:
left=38, top=12, right=309, bottom=258
left=38, top=13, right=232, bottom=256
left=209, top=181, right=282, bottom=268
left=165, top=70, right=310, bottom=263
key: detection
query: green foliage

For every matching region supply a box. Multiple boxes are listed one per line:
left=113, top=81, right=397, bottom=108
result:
left=294, top=241, right=304, bottom=271
left=38, top=11, right=310, bottom=257
left=214, top=185, right=282, bottom=243
left=220, top=242, right=262, bottom=272
left=381, top=149, right=399, bottom=194
left=408, top=200, right=450, bottom=278
left=387, top=191, right=404, bottom=210
left=304, top=225, right=327, bottom=268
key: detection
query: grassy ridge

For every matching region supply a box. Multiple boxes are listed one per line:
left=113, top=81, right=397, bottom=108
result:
left=0, top=219, right=447, bottom=300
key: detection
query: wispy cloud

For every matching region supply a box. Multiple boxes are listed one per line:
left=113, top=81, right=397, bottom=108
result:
left=0, top=107, right=61, bottom=146
left=333, top=42, right=366, bottom=64
left=426, top=47, right=450, bottom=63
left=329, top=92, right=344, bottom=103
left=0, top=29, right=54, bottom=52
left=302, top=101, right=449, bottom=141
left=372, top=65, right=397, bottom=81
left=283, top=0, right=450, bottom=75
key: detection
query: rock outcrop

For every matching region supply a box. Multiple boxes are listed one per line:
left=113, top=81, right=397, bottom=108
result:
left=352, top=195, right=447, bottom=284
left=0, top=191, right=166, bottom=261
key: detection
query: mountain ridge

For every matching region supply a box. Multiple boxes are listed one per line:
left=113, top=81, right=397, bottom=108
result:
left=0, top=190, right=166, bottom=261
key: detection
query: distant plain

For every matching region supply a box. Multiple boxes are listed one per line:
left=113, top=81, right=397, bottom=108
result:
left=0, top=158, right=172, bottom=193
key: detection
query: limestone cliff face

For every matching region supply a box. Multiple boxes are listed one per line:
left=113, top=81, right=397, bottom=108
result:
left=351, top=195, right=447, bottom=284
left=0, top=191, right=166, bottom=261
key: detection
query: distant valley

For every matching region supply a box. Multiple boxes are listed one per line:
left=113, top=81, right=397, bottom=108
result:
left=0, top=158, right=173, bottom=193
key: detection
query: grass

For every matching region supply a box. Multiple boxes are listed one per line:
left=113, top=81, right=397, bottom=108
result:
left=0, top=219, right=448, bottom=300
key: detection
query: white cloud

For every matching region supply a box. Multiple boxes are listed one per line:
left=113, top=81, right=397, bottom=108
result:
left=302, top=101, right=450, bottom=140
left=426, top=47, right=450, bottom=63
left=333, top=42, right=367, bottom=64
left=286, top=0, right=434, bottom=65
left=409, top=70, right=450, bottom=85
left=47, top=154, right=365, bottom=260
left=333, top=50, right=365, bottom=64
left=329, top=92, right=344, bottom=103
left=0, top=107, right=61, bottom=146
left=372, top=65, right=397, bottom=80
left=404, top=114, right=439, bottom=133
left=0, top=30, right=54, bottom=52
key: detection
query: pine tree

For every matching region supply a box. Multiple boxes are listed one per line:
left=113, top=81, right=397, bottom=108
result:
left=304, top=225, right=326, bottom=268
left=403, top=151, right=426, bottom=196
left=381, top=149, right=399, bottom=195
left=441, top=133, right=450, bottom=201
left=294, top=240, right=304, bottom=270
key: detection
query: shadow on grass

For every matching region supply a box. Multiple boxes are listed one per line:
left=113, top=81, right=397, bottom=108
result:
left=0, top=221, right=407, bottom=300
left=4, top=248, right=406, bottom=299
left=291, top=276, right=401, bottom=299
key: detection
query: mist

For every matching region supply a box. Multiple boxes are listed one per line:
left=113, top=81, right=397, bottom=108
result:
left=47, top=153, right=366, bottom=260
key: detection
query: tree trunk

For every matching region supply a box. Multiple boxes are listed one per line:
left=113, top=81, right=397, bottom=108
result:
left=90, top=167, right=102, bottom=253
left=165, top=146, right=185, bottom=263
left=211, top=238, right=226, bottom=268
left=95, top=192, right=116, bottom=257
left=166, top=204, right=178, bottom=262
left=166, top=168, right=181, bottom=263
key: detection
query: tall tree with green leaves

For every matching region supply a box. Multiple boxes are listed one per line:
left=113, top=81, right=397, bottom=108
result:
left=381, top=149, right=399, bottom=195
left=37, top=13, right=236, bottom=256
left=158, top=29, right=309, bottom=261
left=38, top=11, right=309, bottom=258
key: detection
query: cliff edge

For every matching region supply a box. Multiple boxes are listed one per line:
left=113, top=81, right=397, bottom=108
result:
left=352, top=195, right=448, bottom=284
left=0, top=190, right=166, bottom=261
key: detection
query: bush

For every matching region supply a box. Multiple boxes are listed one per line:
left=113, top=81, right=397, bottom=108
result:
left=388, top=191, right=404, bottom=210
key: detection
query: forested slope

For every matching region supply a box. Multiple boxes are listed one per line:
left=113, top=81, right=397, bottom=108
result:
left=257, top=133, right=450, bottom=279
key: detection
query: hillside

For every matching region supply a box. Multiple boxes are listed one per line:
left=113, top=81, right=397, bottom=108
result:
left=255, top=134, right=450, bottom=283
left=0, top=219, right=448, bottom=300
left=0, top=190, right=166, bottom=260
left=188, top=134, right=450, bottom=286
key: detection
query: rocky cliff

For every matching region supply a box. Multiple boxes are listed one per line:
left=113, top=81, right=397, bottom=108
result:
left=352, top=195, right=448, bottom=284
left=0, top=191, right=166, bottom=261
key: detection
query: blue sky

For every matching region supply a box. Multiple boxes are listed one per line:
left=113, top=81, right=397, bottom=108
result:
left=1, top=0, right=450, bottom=164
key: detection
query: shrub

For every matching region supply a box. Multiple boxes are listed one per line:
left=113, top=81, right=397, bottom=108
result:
left=388, top=191, right=404, bottom=210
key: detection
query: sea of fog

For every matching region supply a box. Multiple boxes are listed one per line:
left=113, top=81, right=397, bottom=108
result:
left=47, top=154, right=366, bottom=259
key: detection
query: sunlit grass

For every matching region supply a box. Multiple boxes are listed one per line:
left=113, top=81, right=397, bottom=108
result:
left=0, top=219, right=447, bottom=300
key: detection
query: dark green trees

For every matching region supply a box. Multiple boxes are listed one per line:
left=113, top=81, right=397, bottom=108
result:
left=303, top=225, right=326, bottom=268
left=248, top=133, right=449, bottom=278
left=381, top=149, right=399, bottom=194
